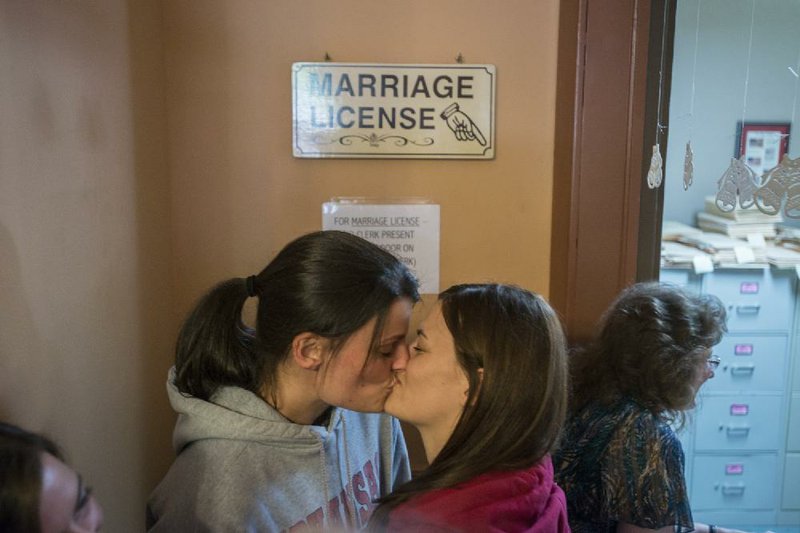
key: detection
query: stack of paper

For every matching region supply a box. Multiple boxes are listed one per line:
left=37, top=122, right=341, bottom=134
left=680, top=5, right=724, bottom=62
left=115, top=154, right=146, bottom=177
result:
left=698, top=197, right=781, bottom=238
left=675, top=231, right=767, bottom=265
left=696, top=212, right=777, bottom=238
left=765, top=245, right=800, bottom=268
left=662, top=220, right=704, bottom=241
left=660, top=241, right=712, bottom=268
left=777, top=225, right=800, bottom=251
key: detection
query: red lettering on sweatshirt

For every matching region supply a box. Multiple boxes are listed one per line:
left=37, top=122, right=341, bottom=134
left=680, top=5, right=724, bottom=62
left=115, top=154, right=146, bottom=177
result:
left=289, top=456, right=382, bottom=530
left=363, top=456, right=380, bottom=500
left=352, top=470, right=372, bottom=523
left=290, top=508, right=323, bottom=530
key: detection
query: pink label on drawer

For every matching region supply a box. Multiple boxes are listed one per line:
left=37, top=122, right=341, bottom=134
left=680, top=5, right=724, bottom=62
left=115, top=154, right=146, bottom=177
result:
left=725, top=464, right=744, bottom=475
left=739, top=282, right=759, bottom=294
left=734, top=344, right=753, bottom=355
left=730, top=404, right=749, bottom=416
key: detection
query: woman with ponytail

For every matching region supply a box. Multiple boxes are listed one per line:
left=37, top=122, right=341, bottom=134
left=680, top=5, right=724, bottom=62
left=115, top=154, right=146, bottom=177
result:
left=147, top=231, right=419, bottom=532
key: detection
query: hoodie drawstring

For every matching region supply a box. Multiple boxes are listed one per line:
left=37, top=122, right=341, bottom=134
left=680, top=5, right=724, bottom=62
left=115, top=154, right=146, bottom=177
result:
left=340, top=415, right=360, bottom=526
left=318, top=440, right=331, bottom=528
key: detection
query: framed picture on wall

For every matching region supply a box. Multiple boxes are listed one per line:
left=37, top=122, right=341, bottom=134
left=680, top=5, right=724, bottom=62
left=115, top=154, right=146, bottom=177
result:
left=735, top=121, right=791, bottom=176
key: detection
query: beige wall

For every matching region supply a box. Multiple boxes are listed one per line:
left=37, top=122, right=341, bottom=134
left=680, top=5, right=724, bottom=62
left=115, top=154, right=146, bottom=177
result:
left=164, top=0, right=559, bottom=317
left=0, top=0, right=559, bottom=529
left=0, top=1, right=173, bottom=531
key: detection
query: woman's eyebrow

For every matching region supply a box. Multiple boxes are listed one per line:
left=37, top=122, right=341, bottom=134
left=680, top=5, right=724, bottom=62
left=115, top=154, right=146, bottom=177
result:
left=416, top=328, right=428, bottom=339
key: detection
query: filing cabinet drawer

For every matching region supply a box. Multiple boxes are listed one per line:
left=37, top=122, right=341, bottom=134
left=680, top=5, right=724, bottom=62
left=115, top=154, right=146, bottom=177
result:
left=694, top=395, right=782, bottom=451
left=703, top=335, right=788, bottom=393
left=691, top=454, right=776, bottom=510
left=783, top=453, right=800, bottom=509
left=788, top=396, right=800, bottom=451
left=703, top=270, right=795, bottom=332
left=660, top=268, right=691, bottom=288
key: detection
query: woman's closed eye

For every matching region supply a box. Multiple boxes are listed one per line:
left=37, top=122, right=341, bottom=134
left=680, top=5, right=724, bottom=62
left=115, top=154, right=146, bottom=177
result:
left=378, top=341, right=400, bottom=357
left=77, top=486, right=92, bottom=510
left=73, top=477, right=93, bottom=521
left=412, top=328, right=428, bottom=355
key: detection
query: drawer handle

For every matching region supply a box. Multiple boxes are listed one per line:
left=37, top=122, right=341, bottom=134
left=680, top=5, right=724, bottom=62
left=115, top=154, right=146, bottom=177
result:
left=724, top=426, right=750, bottom=437
left=729, top=364, right=755, bottom=375
left=721, top=483, right=746, bottom=496
left=735, top=304, right=761, bottom=314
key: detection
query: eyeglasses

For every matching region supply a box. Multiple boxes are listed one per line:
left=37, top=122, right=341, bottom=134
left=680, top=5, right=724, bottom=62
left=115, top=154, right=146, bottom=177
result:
left=706, top=355, right=721, bottom=370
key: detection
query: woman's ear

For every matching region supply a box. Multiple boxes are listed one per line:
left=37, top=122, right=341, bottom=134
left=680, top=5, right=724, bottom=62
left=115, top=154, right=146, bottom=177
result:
left=290, top=332, right=325, bottom=370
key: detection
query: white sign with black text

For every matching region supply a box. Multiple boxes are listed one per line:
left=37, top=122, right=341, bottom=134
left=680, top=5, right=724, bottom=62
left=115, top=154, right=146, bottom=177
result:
left=294, top=63, right=495, bottom=159
left=322, top=201, right=440, bottom=294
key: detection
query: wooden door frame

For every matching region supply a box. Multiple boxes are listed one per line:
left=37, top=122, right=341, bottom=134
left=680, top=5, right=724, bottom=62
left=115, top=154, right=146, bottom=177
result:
left=550, top=0, right=676, bottom=343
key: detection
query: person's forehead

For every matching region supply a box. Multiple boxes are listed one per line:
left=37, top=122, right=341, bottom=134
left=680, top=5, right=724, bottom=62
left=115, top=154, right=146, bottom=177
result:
left=41, top=452, right=77, bottom=485
left=381, top=299, right=412, bottom=334
left=420, top=303, right=447, bottom=336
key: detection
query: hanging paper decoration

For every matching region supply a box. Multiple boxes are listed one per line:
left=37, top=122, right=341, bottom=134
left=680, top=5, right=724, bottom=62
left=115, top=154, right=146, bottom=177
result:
left=754, top=155, right=800, bottom=219
left=647, top=0, right=668, bottom=192
left=715, top=1, right=759, bottom=213
left=715, top=156, right=759, bottom=212
left=683, top=1, right=701, bottom=193
left=683, top=141, right=694, bottom=190
left=647, top=144, right=663, bottom=189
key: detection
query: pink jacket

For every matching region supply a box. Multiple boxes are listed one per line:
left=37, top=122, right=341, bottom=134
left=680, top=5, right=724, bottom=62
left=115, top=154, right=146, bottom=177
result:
left=387, top=456, right=571, bottom=532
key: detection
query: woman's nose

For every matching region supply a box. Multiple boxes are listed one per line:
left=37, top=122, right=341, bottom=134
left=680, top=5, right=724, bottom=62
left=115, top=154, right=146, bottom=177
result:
left=71, top=496, right=104, bottom=533
left=391, top=343, right=410, bottom=371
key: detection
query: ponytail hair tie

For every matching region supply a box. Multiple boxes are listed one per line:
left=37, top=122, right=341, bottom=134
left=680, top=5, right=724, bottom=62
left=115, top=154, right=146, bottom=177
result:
left=245, top=275, right=258, bottom=297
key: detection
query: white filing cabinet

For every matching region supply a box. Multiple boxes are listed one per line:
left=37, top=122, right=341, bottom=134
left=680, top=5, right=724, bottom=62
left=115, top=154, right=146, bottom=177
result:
left=660, top=267, right=800, bottom=527
left=784, top=291, right=800, bottom=522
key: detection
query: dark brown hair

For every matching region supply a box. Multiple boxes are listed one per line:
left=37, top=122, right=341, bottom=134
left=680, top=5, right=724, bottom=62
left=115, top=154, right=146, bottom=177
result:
left=0, top=422, right=64, bottom=533
left=570, top=281, right=727, bottom=425
left=174, top=230, right=419, bottom=402
left=370, top=284, right=569, bottom=526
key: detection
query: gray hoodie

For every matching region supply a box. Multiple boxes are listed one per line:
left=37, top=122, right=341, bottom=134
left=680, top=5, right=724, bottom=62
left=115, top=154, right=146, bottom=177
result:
left=146, top=369, right=411, bottom=532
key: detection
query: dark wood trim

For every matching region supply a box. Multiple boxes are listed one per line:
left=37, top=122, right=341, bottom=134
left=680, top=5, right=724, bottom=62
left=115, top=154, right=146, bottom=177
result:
left=550, top=0, right=674, bottom=343
left=637, top=0, right=677, bottom=282
left=549, top=0, right=583, bottom=332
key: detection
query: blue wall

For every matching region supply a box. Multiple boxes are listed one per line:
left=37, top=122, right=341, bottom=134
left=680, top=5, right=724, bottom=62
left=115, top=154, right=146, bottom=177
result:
left=664, top=0, right=800, bottom=227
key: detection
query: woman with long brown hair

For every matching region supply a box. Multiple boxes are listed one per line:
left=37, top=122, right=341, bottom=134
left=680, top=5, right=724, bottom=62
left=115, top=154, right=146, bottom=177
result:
left=370, top=283, right=570, bottom=532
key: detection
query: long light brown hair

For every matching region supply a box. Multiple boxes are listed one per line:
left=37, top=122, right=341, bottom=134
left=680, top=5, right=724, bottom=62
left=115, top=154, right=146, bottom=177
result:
left=370, top=283, right=569, bottom=527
